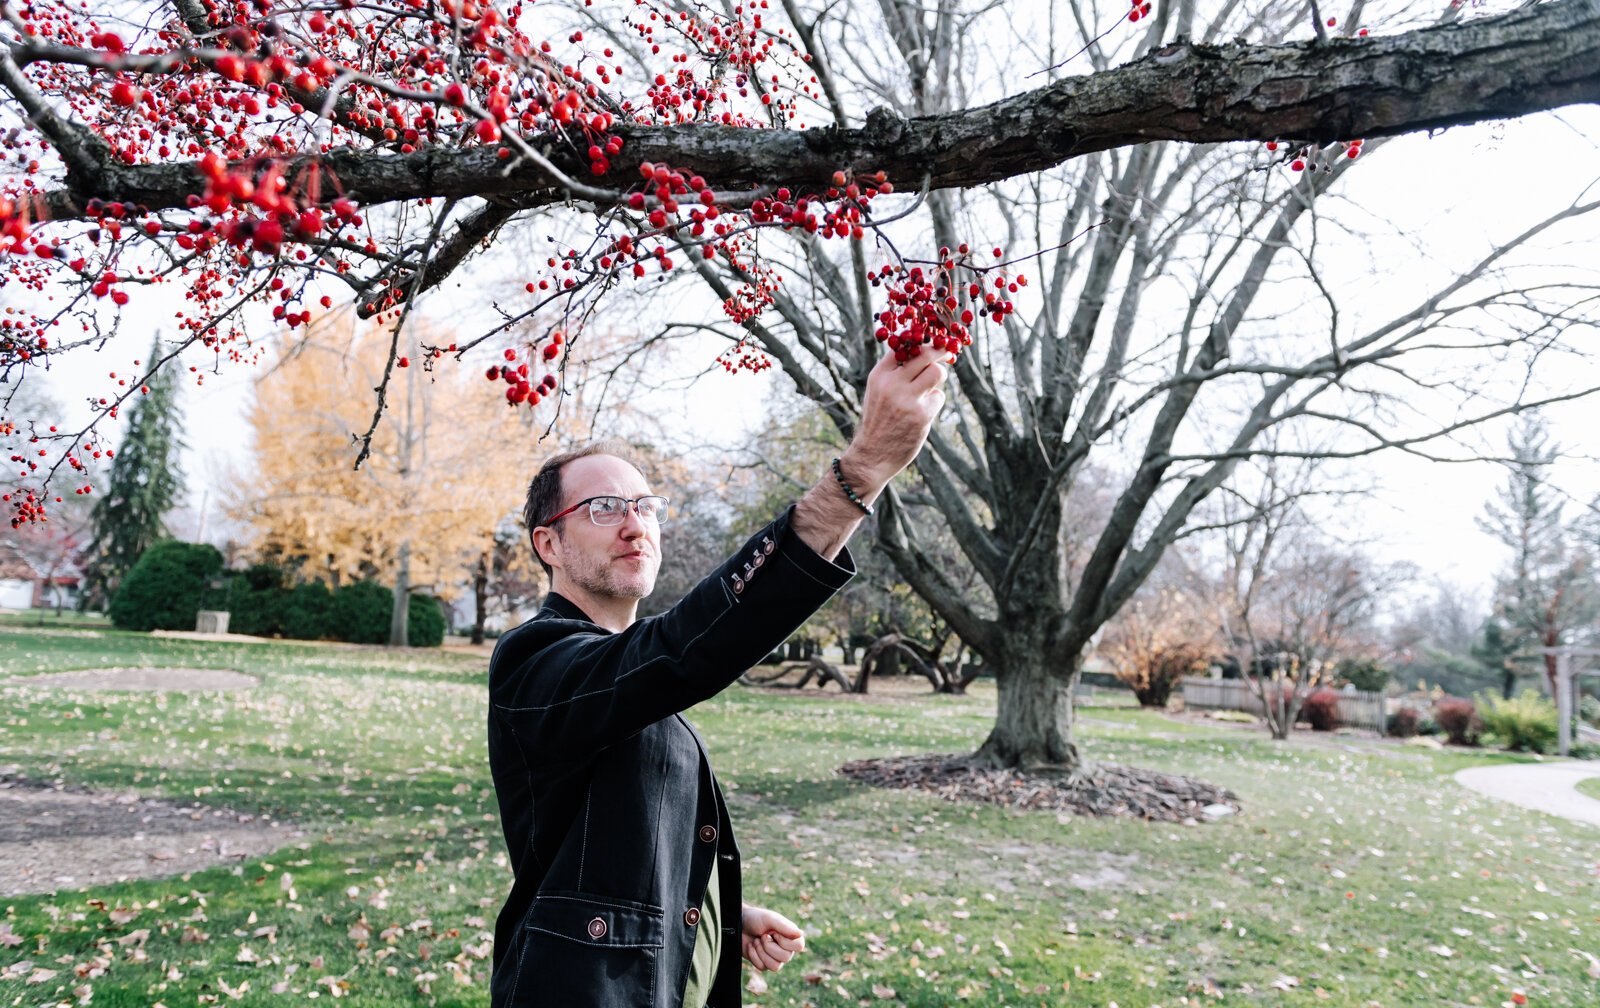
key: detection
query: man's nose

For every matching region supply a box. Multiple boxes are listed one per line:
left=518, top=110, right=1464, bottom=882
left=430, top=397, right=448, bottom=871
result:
left=617, top=503, right=648, bottom=538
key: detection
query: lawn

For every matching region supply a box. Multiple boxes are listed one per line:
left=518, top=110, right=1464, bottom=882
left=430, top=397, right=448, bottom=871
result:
left=1, top=627, right=1596, bottom=1007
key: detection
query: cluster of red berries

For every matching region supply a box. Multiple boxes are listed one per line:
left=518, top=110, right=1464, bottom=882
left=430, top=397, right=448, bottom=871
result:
left=1127, top=0, right=1153, bottom=22
left=716, top=339, right=773, bottom=374
left=867, top=247, right=1024, bottom=363
left=485, top=343, right=560, bottom=407
left=1265, top=139, right=1363, bottom=173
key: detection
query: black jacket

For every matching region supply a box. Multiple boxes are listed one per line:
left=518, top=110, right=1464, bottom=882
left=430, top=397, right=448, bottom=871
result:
left=487, top=507, right=853, bottom=1008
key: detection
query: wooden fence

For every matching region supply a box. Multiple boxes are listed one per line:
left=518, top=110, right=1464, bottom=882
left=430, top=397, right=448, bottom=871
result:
left=1181, top=678, right=1387, bottom=734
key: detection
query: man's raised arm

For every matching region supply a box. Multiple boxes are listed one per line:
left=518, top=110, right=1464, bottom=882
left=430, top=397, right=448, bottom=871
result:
left=791, top=351, right=947, bottom=561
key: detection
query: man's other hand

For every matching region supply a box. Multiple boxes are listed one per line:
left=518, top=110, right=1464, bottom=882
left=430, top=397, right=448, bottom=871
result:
left=739, top=905, right=806, bottom=972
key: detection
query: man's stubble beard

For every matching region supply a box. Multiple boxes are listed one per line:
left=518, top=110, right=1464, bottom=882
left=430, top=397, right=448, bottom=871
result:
left=559, top=531, right=658, bottom=601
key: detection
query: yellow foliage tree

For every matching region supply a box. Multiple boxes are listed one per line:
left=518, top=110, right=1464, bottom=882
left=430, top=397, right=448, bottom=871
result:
left=231, top=309, right=550, bottom=642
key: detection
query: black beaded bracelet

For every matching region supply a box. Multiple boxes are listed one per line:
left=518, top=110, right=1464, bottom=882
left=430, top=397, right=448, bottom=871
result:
left=832, top=457, right=874, bottom=516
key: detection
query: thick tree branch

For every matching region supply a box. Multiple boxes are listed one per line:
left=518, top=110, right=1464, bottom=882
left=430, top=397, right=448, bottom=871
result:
left=32, top=0, right=1600, bottom=222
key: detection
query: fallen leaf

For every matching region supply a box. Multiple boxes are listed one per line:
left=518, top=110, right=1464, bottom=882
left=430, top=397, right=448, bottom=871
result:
left=872, top=982, right=897, bottom=999
left=1270, top=975, right=1300, bottom=990
left=746, top=971, right=768, bottom=994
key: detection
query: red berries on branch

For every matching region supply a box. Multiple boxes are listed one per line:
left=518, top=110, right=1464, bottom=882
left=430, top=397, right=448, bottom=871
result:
left=868, top=247, right=1025, bottom=363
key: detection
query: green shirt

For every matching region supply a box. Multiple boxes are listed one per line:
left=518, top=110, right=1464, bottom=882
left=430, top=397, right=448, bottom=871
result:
left=681, top=856, right=722, bottom=1008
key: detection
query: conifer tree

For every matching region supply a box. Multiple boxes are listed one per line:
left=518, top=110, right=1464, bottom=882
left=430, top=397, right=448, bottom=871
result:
left=85, top=339, right=186, bottom=607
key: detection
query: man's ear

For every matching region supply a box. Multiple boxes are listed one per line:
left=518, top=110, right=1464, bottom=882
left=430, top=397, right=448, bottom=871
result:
left=532, top=526, right=562, bottom=573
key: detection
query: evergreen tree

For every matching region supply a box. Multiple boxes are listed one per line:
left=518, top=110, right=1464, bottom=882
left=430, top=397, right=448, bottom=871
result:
left=85, top=339, right=186, bottom=606
left=1477, top=414, right=1598, bottom=694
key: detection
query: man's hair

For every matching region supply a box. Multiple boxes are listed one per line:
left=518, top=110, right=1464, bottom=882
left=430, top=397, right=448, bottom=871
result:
left=523, top=439, right=642, bottom=577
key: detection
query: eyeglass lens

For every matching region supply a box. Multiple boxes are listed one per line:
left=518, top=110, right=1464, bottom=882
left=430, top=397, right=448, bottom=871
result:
left=589, top=496, right=668, bottom=524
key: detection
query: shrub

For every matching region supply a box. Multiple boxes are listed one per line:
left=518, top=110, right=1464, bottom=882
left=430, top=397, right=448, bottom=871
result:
left=1301, top=688, right=1342, bottom=731
left=407, top=594, right=446, bottom=648
left=1580, top=694, right=1600, bottom=728
left=109, top=540, right=224, bottom=632
left=1386, top=707, right=1421, bottom=738
left=328, top=581, right=393, bottom=644
left=1415, top=714, right=1441, bottom=737
left=1476, top=690, right=1559, bottom=754
left=282, top=581, right=333, bottom=640
left=1433, top=696, right=1483, bottom=746
left=224, top=563, right=290, bottom=637
left=1336, top=657, right=1389, bottom=694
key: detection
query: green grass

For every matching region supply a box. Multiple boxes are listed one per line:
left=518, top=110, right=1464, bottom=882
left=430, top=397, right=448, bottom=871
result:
left=2, top=627, right=1597, bottom=1007
left=0, top=609, right=112, bottom=630
left=1577, top=776, right=1600, bottom=802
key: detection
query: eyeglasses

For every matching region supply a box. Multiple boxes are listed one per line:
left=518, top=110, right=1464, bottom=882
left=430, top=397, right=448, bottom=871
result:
left=544, top=495, right=670, bottom=527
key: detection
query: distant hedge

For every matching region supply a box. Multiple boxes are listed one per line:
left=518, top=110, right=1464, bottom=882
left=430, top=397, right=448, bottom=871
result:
left=220, top=563, right=444, bottom=647
left=110, top=540, right=224, bottom=631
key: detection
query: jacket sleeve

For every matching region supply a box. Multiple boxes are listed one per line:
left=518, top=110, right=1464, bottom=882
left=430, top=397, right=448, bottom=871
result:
left=489, top=506, right=854, bottom=762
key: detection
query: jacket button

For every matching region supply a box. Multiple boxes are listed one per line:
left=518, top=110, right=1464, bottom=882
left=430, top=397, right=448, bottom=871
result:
left=684, top=907, right=701, bottom=926
left=587, top=917, right=607, bottom=939
left=752, top=554, right=765, bottom=568
left=698, top=825, right=717, bottom=843
left=762, top=537, right=775, bottom=554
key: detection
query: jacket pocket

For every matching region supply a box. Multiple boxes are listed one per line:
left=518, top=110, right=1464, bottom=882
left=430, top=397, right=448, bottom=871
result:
left=513, top=892, right=663, bottom=1006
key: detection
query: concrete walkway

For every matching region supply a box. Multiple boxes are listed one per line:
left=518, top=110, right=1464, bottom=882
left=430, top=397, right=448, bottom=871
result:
left=1454, top=761, right=1600, bottom=827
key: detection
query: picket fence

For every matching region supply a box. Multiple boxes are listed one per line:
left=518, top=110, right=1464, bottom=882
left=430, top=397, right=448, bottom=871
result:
left=1181, top=677, right=1387, bottom=734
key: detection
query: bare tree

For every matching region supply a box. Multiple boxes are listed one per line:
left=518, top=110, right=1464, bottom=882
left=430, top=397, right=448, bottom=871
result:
left=635, top=2, right=1600, bottom=769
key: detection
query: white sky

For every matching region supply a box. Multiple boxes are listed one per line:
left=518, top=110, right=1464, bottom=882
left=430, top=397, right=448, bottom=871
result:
left=23, top=103, right=1600, bottom=606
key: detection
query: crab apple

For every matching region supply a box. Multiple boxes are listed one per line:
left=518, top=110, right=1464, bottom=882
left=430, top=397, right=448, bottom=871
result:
left=110, top=81, right=141, bottom=106
left=475, top=118, right=501, bottom=143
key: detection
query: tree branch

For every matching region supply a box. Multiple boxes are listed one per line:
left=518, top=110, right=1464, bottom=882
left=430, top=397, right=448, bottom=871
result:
left=31, top=0, right=1600, bottom=222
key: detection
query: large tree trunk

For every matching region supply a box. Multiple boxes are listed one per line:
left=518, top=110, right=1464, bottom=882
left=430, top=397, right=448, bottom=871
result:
left=972, top=644, right=1080, bottom=770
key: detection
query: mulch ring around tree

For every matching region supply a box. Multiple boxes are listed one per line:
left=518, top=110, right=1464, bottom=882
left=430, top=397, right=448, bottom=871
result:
left=838, top=754, right=1239, bottom=823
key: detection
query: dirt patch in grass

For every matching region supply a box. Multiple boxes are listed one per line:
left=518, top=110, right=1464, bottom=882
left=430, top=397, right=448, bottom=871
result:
left=6, top=667, right=259, bottom=691
left=839, top=753, right=1238, bottom=822
left=0, top=775, right=302, bottom=897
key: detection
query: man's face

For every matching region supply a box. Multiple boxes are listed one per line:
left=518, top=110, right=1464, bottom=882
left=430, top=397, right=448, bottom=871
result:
left=542, top=454, right=661, bottom=601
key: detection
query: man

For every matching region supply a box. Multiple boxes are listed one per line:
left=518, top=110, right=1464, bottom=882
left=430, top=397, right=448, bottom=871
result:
left=487, top=351, right=945, bottom=1008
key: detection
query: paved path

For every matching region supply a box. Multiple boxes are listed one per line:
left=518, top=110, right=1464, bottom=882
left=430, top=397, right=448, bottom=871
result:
left=1454, top=761, right=1600, bottom=827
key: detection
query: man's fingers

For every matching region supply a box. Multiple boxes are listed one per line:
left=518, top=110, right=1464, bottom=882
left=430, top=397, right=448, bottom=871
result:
left=771, top=932, right=805, bottom=953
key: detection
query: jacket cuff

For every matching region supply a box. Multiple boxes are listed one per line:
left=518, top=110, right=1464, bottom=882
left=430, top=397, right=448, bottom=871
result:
left=773, top=504, right=856, bottom=588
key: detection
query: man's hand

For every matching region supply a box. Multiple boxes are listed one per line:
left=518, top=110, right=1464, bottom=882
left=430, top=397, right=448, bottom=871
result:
left=838, top=350, right=948, bottom=494
left=791, top=349, right=947, bottom=561
left=739, top=904, right=805, bottom=972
